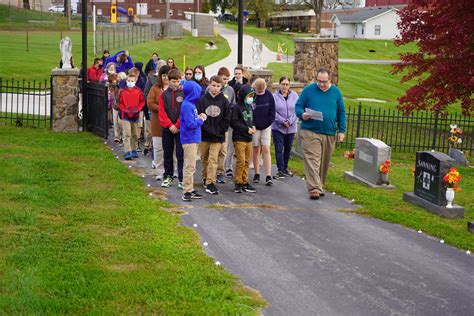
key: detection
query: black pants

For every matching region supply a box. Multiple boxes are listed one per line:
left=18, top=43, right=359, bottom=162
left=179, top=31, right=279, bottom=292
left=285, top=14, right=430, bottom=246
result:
left=272, top=130, right=295, bottom=172
left=162, top=128, right=183, bottom=181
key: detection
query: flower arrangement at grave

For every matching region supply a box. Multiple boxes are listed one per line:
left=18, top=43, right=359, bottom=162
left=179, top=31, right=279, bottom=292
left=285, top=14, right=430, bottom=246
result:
left=344, top=149, right=355, bottom=160
left=443, top=168, right=461, bottom=191
left=448, top=124, right=463, bottom=148
left=379, top=160, right=391, bottom=174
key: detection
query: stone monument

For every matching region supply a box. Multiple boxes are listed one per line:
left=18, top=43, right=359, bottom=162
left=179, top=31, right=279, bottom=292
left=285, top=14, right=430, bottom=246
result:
left=51, top=37, right=81, bottom=132
left=403, top=151, right=464, bottom=219
left=344, top=138, right=394, bottom=188
left=293, top=37, right=339, bottom=84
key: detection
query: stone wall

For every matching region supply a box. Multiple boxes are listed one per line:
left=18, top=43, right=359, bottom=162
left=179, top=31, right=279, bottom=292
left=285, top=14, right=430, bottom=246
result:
left=247, top=68, right=273, bottom=90
left=51, top=68, right=81, bottom=132
left=293, top=38, right=339, bottom=84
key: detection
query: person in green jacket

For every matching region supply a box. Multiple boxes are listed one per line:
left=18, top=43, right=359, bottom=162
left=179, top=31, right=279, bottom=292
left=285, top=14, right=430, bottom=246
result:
left=295, top=68, right=346, bottom=200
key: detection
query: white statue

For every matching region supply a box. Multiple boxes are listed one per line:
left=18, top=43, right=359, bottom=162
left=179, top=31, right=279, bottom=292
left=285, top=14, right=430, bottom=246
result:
left=251, top=37, right=262, bottom=69
left=60, top=37, right=72, bottom=69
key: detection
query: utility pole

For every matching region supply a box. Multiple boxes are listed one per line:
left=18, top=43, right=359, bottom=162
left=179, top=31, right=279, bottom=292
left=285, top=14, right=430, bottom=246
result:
left=237, top=0, right=243, bottom=64
left=82, top=0, right=88, bottom=128
left=166, top=0, right=170, bottom=23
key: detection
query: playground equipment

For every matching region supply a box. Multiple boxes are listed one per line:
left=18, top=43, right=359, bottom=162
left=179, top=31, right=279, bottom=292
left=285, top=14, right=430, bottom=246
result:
left=110, top=1, right=140, bottom=24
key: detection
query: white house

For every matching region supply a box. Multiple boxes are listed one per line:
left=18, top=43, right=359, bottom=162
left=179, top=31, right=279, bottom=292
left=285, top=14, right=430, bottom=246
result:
left=331, top=6, right=401, bottom=39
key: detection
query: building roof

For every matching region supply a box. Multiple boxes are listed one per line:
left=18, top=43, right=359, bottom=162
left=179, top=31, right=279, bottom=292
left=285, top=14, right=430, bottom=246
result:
left=333, top=6, right=397, bottom=23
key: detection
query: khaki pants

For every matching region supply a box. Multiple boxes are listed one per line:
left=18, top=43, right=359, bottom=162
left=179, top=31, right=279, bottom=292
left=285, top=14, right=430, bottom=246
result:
left=152, top=136, right=164, bottom=176
left=144, top=119, right=152, bottom=149
left=217, top=130, right=231, bottom=175
left=300, top=129, right=336, bottom=193
left=112, top=109, right=122, bottom=140
left=234, top=141, right=252, bottom=185
left=183, top=143, right=199, bottom=193
left=200, top=142, right=222, bottom=185
left=121, top=120, right=138, bottom=153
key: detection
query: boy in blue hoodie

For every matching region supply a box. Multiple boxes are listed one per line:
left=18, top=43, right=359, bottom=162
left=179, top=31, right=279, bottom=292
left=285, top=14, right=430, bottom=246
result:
left=180, top=81, right=207, bottom=202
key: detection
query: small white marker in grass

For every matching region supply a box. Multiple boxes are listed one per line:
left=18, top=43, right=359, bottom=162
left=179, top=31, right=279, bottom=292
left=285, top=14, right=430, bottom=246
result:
left=215, top=261, right=221, bottom=266
left=332, top=192, right=336, bottom=195
left=203, top=242, right=208, bottom=247
left=111, top=148, right=114, bottom=151
left=418, top=230, right=422, bottom=234
left=115, top=155, right=119, bottom=159
left=128, top=165, right=132, bottom=168
left=302, top=177, right=305, bottom=181
left=142, top=175, right=145, bottom=178
left=147, top=184, right=151, bottom=187
left=351, top=199, right=355, bottom=203
left=466, top=250, right=471, bottom=255
left=193, top=223, right=198, bottom=228
left=149, top=193, right=153, bottom=196
left=440, top=239, right=445, bottom=244
left=104, top=141, right=107, bottom=144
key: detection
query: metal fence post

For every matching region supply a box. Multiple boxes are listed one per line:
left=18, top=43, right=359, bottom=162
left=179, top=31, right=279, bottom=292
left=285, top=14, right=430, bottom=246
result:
left=50, top=75, right=53, bottom=128
left=432, top=110, right=439, bottom=151
left=355, top=102, right=362, bottom=138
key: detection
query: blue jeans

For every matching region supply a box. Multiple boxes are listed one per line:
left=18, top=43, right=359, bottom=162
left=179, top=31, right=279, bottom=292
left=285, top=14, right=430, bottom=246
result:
left=272, top=130, right=295, bottom=172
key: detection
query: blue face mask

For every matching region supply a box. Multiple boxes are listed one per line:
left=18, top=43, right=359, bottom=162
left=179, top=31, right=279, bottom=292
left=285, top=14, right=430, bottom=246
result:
left=194, top=73, right=202, bottom=81
left=126, top=81, right=136, bottom=88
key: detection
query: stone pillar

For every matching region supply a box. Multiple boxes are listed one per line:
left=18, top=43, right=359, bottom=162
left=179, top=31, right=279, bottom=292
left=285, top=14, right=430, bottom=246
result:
left=293, top=38, right=339, bottom=84
left=51, top=68, right=81, bottom=132
left=247, top=68, right=273, bottom=90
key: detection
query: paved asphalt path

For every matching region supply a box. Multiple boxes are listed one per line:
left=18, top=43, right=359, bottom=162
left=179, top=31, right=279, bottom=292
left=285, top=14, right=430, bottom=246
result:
left=107, top=136, right=473, bottom=315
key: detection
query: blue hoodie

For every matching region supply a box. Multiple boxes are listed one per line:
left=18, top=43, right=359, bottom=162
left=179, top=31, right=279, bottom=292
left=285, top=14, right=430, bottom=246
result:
left=180, top=81, right=204, bottom=144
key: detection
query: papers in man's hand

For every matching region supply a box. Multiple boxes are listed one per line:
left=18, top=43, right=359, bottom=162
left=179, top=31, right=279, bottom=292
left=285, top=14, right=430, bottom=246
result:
left=305, top=108, right=324, bottom=121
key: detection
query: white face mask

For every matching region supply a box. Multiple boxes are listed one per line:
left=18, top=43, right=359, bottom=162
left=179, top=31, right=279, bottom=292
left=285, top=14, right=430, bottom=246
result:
left=245, top=97, right=253, bottom=105
left=194, top=73, right=203, bottom=81
left=126, top=81, right=136, bottom=88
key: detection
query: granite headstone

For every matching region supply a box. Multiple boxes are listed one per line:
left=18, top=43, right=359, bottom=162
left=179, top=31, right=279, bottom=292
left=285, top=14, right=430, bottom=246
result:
left=403, top=151, right=464, bottom=219
left=353, top=138, right=391, bottom=185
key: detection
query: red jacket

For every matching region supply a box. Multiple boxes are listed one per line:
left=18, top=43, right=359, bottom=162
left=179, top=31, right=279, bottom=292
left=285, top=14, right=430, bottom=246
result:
left=158, top=88, right=182, bottom=129
left=118, top=87, right=145, bottom=121
left=87, top=66, right=102, bottom=82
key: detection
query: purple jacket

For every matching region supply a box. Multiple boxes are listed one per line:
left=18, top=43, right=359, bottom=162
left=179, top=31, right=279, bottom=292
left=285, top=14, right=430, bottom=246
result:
left=272, top=90, right=298, bottom=134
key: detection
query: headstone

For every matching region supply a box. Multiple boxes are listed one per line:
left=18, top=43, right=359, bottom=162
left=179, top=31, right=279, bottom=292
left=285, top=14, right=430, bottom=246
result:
left=448, top=148, right=469, bottom=167
left=344, top=138, right=394, bottom=188
left=468, top=222, right=474, bottom=234
left=403, top=151, right=464, bottom=219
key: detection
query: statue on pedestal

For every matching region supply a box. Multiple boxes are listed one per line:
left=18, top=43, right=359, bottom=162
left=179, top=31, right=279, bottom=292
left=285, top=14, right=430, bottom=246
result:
left=60, top=37, right=73, bottom=69
left=251, top=37, right=262, bottom=69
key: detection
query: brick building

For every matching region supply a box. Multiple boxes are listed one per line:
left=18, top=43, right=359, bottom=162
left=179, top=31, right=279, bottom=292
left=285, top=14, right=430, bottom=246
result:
left=79, top=0, right=202, bottom=20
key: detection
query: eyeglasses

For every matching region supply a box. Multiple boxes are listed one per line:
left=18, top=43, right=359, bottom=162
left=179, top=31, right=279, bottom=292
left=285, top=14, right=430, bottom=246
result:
left=317, top=79, right=329, bottom=85
left=280, top=83, right=289, bottom=86
left=185, top=73, right=193, bottom=76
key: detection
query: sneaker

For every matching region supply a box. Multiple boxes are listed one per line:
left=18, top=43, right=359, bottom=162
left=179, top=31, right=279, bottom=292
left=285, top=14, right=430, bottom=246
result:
left=143, top=148, right=149, bottom=155
left=151, top=161, right=157, bottom=169
left=216, top=174, right=226, bottom=184
left=225, top=169, right=233, bottom=178
left=182, top=192, right=192, bottom=202
left=124, top=151, right=132, bottom=160
left=202, top=178, right=207, bottom=187
left=253, top=174, right=260, bottom=183
left=161, top=176, right=173, bottom=187
left=136, top=147, right=142, bottom=153
left=243, top=183, right=256, bottom=193
left=266, top=176, right=273, bottom=186
left=178, top=182, right=184, bottom=189
left=206, top=183, right=219, bottom=195
left=113, top=138, right=120, bottom=144
left=273, top=171, right=286, bottom=180
left=282, top=169, right=293, bottom=177
left=310, top=191, right=320, bottom=200
left=155, top=175, right=162, bottom=181
left=131, top=150, right=139, bottom=158
left=319, top=190, right=325, bottom=197
left=191, top=191, right=203, bottom=199
left=234, top=184, right=243, bottom=193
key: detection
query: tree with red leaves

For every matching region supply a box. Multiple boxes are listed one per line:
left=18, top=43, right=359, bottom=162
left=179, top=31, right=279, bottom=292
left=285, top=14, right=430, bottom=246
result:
left=392, top=0, right=473, bottom=116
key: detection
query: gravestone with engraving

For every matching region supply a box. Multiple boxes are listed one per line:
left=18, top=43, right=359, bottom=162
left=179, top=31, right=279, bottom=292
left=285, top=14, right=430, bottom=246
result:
left=344, top=138, right=394, bottom=188
left=403, top=151, right=464, bottom=219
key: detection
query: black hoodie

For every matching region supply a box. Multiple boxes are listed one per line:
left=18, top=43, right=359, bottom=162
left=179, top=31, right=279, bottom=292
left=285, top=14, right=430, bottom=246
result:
left=197, top=91, right=231, bottom=142
left=230, top=84, right=255, bottom=142
left=229, top=77, right=248, bottom=101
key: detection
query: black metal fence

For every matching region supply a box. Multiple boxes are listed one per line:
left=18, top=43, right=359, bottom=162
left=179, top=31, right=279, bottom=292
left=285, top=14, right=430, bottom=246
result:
left=84, top=82, right=109, bottom=139
left=340, top=103, right=473, bottom=155
left=0, top=78, right=52, bottom=128
left=96, top=24, right=161, bottom=55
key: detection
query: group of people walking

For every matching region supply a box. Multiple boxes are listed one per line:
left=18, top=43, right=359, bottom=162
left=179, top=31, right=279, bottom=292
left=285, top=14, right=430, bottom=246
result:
left=87, top=49, right=346, bottom=202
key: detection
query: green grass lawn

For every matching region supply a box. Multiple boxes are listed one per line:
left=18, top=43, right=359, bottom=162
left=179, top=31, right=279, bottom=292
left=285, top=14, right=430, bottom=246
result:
left=283, top=148, right=474, bottom=251
left=0, top=30, right=230, bottom=82
left=221, top=22, right=417, bottom=59
left=0, top=126, right=265, bottom=314
left=0, top=4, right=83, bottom=30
